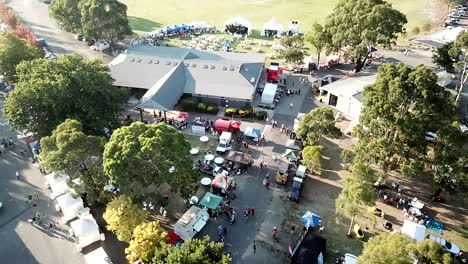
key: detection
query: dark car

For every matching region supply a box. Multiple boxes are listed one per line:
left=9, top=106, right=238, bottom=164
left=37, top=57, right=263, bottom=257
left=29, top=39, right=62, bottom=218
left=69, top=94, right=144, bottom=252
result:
left=83, top=37, right=96, bottom=46
left=288, top=177, right=303, bottom=202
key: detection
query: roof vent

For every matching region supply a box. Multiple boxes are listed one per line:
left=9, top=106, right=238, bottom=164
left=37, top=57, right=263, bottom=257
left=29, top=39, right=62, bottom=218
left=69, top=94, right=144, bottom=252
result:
left=223, top=66, right=227, bottom=71
left=210, top=65, right=215, bottom=69
left=166, top=61, right=171, bottom=65
left=136, top=58, right=141, bottom=63
left=230, top=67, right=235, bottom=71
left=185, top=63, right=189, bottom=67
left=172, top=62, right=178, bottom=66
left=154, top=60, right=159, bottom=64
left=148, top=59, right=153, bottom=63
left=203, top=65, right=208, bottom=69
left=130, top=58, right=135, bottom=62
left=191, top=64, right=196, bottom=67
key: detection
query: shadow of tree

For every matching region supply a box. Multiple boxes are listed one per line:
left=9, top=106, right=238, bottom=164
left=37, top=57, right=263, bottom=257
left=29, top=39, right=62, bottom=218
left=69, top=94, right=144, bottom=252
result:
left=128, top=16, right=162, bottom=33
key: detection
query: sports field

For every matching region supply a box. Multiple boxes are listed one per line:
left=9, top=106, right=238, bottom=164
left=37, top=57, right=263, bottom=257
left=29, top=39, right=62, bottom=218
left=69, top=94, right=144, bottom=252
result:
left=121, top=0, right=430, bottom=35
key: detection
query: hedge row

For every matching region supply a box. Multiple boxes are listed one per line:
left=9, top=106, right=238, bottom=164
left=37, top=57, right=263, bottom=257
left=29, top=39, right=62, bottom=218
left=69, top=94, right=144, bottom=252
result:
left=180, top=101, right=219, bottom=114
left=225, top=107, right=267, bottom=120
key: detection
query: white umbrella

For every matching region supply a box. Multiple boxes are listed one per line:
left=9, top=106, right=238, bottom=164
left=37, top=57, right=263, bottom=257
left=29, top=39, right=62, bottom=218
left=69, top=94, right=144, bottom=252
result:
left=189, top=148, right=199, bottom=155
left=214, top=157, right=224, bottom=164
left=204, top=154, right=215, bottom=161
left=200, top=136, right=209, bottom=142
left=201, top=177, right=212, bottom=186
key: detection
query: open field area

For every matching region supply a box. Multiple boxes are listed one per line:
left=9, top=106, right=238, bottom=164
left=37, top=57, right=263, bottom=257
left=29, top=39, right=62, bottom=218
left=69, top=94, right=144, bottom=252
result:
left=121, top=0, right=432, bottom=35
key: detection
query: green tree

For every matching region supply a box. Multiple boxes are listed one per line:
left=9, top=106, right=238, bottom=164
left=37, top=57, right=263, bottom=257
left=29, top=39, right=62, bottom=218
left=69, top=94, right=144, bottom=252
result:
left=279, top=35, right=305, bottom=65
left=103, top=195, right=148, bottom=242
left=49, top=0, right=82, bottom=33
left=126, top=221, right=168, bottom=263
left=152, top=236, right=229, bottom=264
left=413, top=240, right=454, bottom=264
left=336, top=161, right=376, bottom=235
left=302, top=145, right=324, bottom=175
left=358, top=233, right=416, bottom=264
left=340, top=149, right=354, bottom=171
left=4, top=54, right=127, bottom=136
left=432, top=42, right=458, bottom=71
left=355, top=64, right=455, bottom=180
left=305, top=22, right=327, bottom=67
left=449, top=31, right=468, bottom=102
left=324, top=0, right=407, bottom=72
left=80, top=0, right=132, bottom=41
left=0, top=32, right=42, bottom=83
left=297, top=107, right=341, bottom=146
left=103, top=122, right=198, bottom=201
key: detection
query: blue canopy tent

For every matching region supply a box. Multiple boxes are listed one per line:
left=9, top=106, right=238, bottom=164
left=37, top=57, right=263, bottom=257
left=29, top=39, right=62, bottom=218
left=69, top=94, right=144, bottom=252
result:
left=181, top=24, right=190, bottom=31
left=173, top=25, right=181, bottom=33
left=222, top=40, right=232, bottom=47
left=244, top=127, right=261, bottom=139
left=165, top=26, right=174, bottom=34
left=302, top=211, right=321, bottom=228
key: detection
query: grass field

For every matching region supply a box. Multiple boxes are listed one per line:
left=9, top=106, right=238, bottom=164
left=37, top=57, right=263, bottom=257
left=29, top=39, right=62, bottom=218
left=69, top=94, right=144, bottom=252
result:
left=121, top=0, right=430, bottom=36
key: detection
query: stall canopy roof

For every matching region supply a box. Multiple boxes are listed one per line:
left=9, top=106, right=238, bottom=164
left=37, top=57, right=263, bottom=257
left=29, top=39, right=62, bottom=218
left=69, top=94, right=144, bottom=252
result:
left=285, top=139, right=303, bottom=150
left=261, top=83, right=277, bottom=104
left=302, top=211, right=321, bottom=228
left=226, top=150, right=252, bottom=164
left=244, top=127, right=261, bottom=138
left=199, top=192, right=223, bottom=210
left=402, top=220, right=426, bottom=242
left=283, top=149, right=299, bottom=159
left=224, top=16, right=252, bottom=30
left=212, top=174, right=232, bottom=190
left=263, top=17, right=283, bottom=32
left=291, top=231, right=326, bottom=264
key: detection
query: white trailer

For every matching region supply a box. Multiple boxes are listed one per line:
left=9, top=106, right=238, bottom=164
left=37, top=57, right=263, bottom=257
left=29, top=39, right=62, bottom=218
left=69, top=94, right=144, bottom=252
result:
left=174, top=206, right=209, bottom=241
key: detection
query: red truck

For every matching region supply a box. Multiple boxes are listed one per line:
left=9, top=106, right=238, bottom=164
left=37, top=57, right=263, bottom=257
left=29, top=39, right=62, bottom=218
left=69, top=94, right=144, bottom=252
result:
left=214, top=119, right=241, bottom=134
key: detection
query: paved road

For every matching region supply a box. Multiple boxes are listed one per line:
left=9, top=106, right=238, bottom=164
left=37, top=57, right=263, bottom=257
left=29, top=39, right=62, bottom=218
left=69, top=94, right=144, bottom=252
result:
left=0, top=98, right=85, bottom=264
left=8, top=0, right=112, bottom=61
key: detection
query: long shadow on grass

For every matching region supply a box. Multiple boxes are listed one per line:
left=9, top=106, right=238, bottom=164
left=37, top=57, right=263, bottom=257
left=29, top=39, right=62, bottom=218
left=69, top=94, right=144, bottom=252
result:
left=128, top=16, right=162, bottom=33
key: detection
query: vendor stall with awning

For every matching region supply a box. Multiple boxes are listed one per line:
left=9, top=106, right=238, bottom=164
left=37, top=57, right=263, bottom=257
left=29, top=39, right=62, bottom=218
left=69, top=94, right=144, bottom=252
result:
left=211, top=174, right=234, bottom=197
left=56, top=192, right=85, bottom=223
left=45, top=172, right=71, bottom=199
left=262, top=17, right=283, bottom=37
left=224, top=16, right=252, bottom=35
left=244, top=127, right=262, bottom=140
left=226, top=150, right=252, bottom=168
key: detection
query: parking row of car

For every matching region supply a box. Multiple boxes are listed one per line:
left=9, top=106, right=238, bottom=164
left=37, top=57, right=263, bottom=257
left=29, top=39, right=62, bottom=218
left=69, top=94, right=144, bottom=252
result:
left=444, top=4, right=467, bottom=27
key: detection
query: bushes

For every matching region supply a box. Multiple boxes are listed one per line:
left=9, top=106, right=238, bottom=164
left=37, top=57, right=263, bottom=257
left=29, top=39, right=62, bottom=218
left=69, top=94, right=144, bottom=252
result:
left=180, top=101, right=196, bottom=112
left=180, top=100, right=218, bottom=114
left=225, top=107, right=237, bottom=116
left=197, top=102, right=206, bottom=112
left=255, top=111, right=267, bottom=120
left=206, top=105, right=218, bottom=113
left=238, top=107, right=253, bottom=117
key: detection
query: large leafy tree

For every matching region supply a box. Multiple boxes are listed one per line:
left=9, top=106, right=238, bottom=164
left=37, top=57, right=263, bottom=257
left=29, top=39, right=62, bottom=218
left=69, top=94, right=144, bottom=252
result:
left=297, top=107, right=341, bottom=146
left=4, top=54, right=127, bottom=137
left=0, top=32, right=42, bottom=83
left=305, top=23, right=328, bottom=68
left=279, top=35, right=305, bottom=65
left=336, top=161, right=376, bottom=235
left=432, top=42, right=458, bottom=71
left=103, top=122, right=198, bottom=201
left=355, top=64, right=455, bottom=180
left=80, top=0, right=132, bottom=41
left=103, top=195, right=148, bottom=242
left=448, top=31, right=468, bottom=102
left=324, top=0, right=407, bottom=72
left=126, top=221, right=168, bottom=263
left=301, top=145, right=324, bottom=175
left=413, top=240, right=454, bottom=264
left=152, top=236, right=229, bottom=264
left=49, top=0, right=82, bottom=33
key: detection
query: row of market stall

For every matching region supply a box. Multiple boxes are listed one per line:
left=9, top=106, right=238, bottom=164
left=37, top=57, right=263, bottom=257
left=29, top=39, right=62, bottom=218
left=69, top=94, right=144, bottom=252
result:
left=44, top=172, right=110, bottom=263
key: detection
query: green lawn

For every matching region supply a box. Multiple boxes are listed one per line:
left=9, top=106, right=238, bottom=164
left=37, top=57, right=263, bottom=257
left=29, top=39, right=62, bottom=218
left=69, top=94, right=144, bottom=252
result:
left=121, top=0, right=430, bottom=36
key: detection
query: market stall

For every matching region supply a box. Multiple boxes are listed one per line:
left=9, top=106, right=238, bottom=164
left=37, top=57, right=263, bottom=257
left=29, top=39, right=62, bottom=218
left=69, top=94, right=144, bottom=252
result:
left=84, top=247, right=111, bottom=264
left=261, top=83, right=278, bottom=104
left=199, top=192, right=223, bottom=217
left=283, top=148, right=300, bottom=163
left=262, top=18, right=283, bottom=37
left=224, top=16, right=252, bottom=35
left=244, top=127, right=262, bottom=141
left=45, top=172, right=70, bottom=199
left=225, top=150, right=252, bottom=171
left=55, top=192, right=85, bottom=223
left=211, top=174, right=234, bottom=197
left=69, top=214, right=103, bottom=251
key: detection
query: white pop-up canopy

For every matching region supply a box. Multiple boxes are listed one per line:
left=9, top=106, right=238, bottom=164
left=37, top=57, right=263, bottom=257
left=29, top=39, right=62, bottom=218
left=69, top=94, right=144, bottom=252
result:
left=262, top=18, right=283, bottom=36
left=224, top=16, right=252, bottom=35
left=401, top=220, right=426, bottom=242
left=45, top=172, right=70, bottom=199
left=189, top=21, right=212, bottom=30
left=70, top=214, right=103, bottom=251
left=56, top=192, right=85, bottom=223
left=84, top=247, right=111, bottom=264
left=261, top=83, right=278, bottom=104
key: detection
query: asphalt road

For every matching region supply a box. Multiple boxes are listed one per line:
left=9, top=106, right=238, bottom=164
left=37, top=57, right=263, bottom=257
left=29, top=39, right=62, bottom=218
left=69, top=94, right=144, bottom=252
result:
left=7, top=0, right=112, bottom=61
left=0, top=98, right=85, bottom=264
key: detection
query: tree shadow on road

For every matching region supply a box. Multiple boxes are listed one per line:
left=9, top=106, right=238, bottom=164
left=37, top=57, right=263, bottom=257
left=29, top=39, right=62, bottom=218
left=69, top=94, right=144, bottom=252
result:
left=128, top=16, right=162, bottom=33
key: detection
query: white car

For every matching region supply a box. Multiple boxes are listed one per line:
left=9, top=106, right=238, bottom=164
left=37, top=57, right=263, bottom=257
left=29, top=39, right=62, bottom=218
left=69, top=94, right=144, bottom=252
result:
left=426, top=235, right=461, bottom=256
left=90, top=40, right=110, bottom=51
left=213, top=166, right=228, bottom=176
left=344, top=253, right=358, bottom=264
left=459, top=124, right=468, bottom=133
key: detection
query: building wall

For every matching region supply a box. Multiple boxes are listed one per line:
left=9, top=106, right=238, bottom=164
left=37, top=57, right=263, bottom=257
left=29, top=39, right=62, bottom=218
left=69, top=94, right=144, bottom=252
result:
left=329, top=93, right=362, bottom=122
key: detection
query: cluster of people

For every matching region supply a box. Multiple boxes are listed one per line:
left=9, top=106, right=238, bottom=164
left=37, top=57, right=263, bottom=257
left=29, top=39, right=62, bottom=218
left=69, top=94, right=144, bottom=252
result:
left=0, top=137, right=14, bottom=155
left=25, top=192, right=39, bottom=207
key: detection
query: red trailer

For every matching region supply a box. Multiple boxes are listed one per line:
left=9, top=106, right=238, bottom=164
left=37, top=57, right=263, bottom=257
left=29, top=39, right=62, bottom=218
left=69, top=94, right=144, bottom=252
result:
left=214, top=119, right=241, bottom=134
left=267, top=62, right=282, bottom=83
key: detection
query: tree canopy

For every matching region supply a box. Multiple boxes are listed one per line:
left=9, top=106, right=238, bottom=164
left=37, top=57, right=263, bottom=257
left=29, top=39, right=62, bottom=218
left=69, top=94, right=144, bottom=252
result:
left=302, top=145, right=324, bottom=174
left=324, top=0, right=407, bottom=71
left=449, top=31, right=468, bottom=102
left=0, top=32, right=42, bottom=84
left=432, top=42, right=458, bottom=71
left=80, top=0, right=132, bottom=41
left=126, top=221, right=168, bottom=263
left=103, top=122, right=198, bottom=201
left=279, top=35, right=305, bottom=65
left=358, top=233, right=452, bottom=264
left=4, top=54, right=127, bottom=137
left=305, top=23, right=327, bottom=67
left=336, top=161, right=376, bottom=235
left=297, top=107, right=341, bottom=146
left=50, top=0, right=82, bottom=33
left=355, top=64, right=455, bottom=179
left=103, top=195, right=148, bottom=242
left=152, top=236, right=229, bottom=264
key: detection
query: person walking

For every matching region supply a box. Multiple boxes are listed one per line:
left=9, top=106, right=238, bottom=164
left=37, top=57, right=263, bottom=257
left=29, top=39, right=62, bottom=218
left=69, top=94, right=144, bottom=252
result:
left=250, top=207, right=255, bottom=216
left=289, top=102, right=294, bottom=109
left=244, top=210, right=249, bottom=223
left=253, top=240, right=256, bottom=253
left=272, top=227, right=278, bottom=238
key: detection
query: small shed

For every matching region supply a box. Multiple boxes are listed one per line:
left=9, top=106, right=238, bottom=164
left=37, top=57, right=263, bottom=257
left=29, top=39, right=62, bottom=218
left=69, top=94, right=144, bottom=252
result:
left=261, top=83, right=278, bottom=104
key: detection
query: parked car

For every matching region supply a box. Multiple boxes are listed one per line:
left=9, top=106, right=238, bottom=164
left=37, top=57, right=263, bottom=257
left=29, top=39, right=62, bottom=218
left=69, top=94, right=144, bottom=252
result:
left=288, top=177, right=303, bottom=202
left=90, top=40, right=110, bottom=51
left=74, top=33, right=83, bottom=41
left=213, top=166, right=229, bottom=176
left=83, top=37, right=95, bottom=46
left=426, top=235, right=461, bottom=256
left=36, top=38, right=48, bottom=51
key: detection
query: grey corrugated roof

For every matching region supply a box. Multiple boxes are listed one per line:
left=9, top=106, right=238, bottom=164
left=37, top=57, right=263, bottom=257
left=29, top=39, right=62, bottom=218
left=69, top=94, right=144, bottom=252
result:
left=109, top=46, right=264, bottom=102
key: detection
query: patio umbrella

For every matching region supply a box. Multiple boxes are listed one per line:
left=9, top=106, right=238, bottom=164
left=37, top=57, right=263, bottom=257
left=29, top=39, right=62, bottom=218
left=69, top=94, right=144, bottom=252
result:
left=200, top=136, right=209, bottom=142
left=189, top=148, right=199, bottom=155
left=204, top=154, right=215, bottom=161
left=283, top=149, right=299, bottom=159
left=214, top=157, right=224, bottom=164
left=301, top=211, right=321, bottom=228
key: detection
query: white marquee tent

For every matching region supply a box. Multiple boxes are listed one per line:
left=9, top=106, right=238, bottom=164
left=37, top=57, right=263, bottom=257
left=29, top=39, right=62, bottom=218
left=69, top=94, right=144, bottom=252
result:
left=401, top=220, right=426, bottom=242
left=56, top=192, right=85, bottom=223
left=84, top=247, right=111, bottom=264
left=262, top=18, right=283, bottom=36
left=261, top=83, right=278, bottom=104
left=224, top=16, right=252, bottom=35
left=45, top=172, right=70, bottom=199
left=70, top=214, right=103, bottom=251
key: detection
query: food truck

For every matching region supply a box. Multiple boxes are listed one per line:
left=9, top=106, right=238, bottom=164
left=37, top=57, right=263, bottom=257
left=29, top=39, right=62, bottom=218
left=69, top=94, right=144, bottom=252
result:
left=173, top=206, right=209, bottom=241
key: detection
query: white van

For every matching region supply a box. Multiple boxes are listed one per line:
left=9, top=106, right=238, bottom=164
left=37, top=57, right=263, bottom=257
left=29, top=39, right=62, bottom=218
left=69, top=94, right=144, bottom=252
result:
left=216, top=132, right=232, bottom=153
left=295, top=165, right=306, bottom=178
